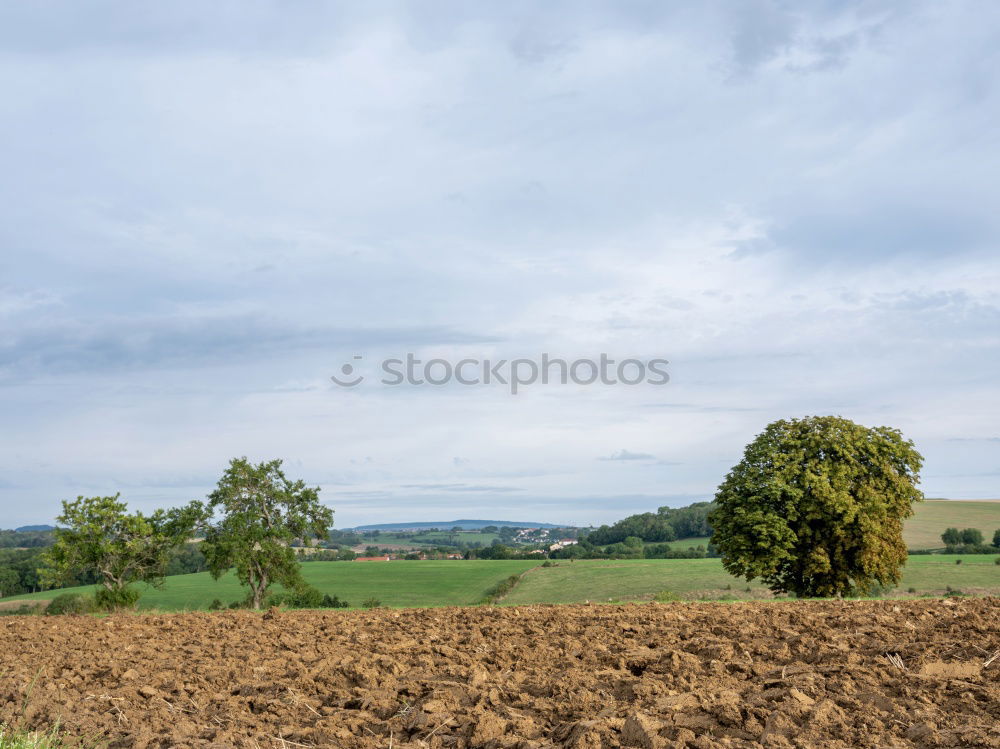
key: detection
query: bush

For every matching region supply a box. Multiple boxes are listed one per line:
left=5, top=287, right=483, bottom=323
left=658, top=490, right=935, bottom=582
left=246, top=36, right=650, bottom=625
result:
left=45, top=593, right=96, bottom=616
left=653, top=591, right=681, bottom=603
left=944, top=544, right=996, bottom=554
left=94, top=586, right=140, bottom=611
left=208, top=598, right=224, bottom=611
left=868, top=582, right=896, bottom=598
left=268, top=585, right=325, bottom=609
left=477, top=575, right=520, bottom=604
left=361, top=597, right=382, bottom=609
left=321, top=594, right=350, bottom=608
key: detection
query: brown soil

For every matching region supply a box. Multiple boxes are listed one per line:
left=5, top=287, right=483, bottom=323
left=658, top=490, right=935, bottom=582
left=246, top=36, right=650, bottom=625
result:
left=1, top=598, right=998, bottom=748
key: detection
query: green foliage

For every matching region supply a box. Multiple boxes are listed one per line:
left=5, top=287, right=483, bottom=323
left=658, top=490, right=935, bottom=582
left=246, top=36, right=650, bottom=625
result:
left=994, top=529, right=1000, bottom=548
left=960, top=528, right=984, bottom=545
left=709, top=416, right=923, bottom=598
left=478, top=574, right=521, bottom=604
left=585, top=502, right=714, bottom=546
left=941, top=527, right=962, bottom=546
left=165, top=543, right=208, bottom=576
left=200, top=457, right=333, bottom=609
left=1, top=547, right=98, bottom=598
left=587, top=513, right=674, bottom=545
left=39, top=494, right=199, bottom=609
left=44, top=593, right=96, bottom=616
left=361, top=597, right=382, bottom=609
left=268, top=584, right=323, bottom=608
left=653, top=590, right=681, bottom=602
left=942, top=528, right=995, bottom=554
left=0, top=529, right=54, bottom=549
left=208, top=598, right=224, bottom=610
left=267, top=585, right=350, bottom=609
left=94, top=586, right=140, bottom=611
left=942, top=544, right=996, bottom=554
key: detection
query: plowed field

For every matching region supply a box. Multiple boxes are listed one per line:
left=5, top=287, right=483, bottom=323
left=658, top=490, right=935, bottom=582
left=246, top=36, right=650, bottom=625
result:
left=1, top=598, right=998, bottom=748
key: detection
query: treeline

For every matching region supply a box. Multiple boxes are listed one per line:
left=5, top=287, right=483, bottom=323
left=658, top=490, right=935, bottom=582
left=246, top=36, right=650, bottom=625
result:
left=584, top=502, right=714, bottom=546
left=0, top=542, right=210, bottom=598
left=0, top=548, right=97, bottom=597
left=0, top=529, right=55, bottom=548
left=467, top=538, right=714, bottom=560
left=938, top=527, right=1000, bottom=555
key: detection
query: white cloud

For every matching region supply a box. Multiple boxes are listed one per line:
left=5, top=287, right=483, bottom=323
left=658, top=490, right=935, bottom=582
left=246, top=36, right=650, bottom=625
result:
left=1, top=1, right=998, bottom=526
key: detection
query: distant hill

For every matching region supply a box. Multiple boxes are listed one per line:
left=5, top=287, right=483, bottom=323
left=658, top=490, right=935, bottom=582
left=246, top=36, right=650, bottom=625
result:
left=13, top=524, right=55, bottom=533
left=904, top=499, right=1000, bottom=549
left=348, top=519, right=569, bottom=531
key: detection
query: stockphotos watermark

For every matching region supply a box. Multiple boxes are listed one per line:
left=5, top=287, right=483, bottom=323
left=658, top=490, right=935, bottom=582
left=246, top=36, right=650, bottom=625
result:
left=331, top=354, right=670, bottom=394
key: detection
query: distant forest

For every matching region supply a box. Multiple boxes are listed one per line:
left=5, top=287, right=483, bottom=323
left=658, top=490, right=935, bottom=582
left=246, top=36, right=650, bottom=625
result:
left=584, top=502, right=714, bottom=545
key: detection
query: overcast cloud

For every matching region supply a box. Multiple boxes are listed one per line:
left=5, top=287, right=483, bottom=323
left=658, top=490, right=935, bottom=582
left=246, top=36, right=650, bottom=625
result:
left=1, top=1, right=998, bottom=528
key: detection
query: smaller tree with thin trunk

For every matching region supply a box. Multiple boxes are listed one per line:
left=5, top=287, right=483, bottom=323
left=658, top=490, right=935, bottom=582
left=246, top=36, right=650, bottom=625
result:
left=201, top=457, right=333, bottom=609
left=40, top=494, right=197, bottom=609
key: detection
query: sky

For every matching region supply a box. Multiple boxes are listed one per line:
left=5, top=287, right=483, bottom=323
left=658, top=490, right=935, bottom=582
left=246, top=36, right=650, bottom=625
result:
left=1, top=1, right=998, bottom=529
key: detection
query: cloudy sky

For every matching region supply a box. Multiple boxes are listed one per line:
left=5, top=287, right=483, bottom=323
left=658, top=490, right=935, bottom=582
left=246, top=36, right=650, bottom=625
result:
left=1, top=1, right=998, bottom=529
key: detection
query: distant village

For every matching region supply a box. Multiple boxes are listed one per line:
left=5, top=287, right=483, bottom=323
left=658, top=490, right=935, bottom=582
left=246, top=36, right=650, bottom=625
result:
left=297, top=524, right=585, bottom=561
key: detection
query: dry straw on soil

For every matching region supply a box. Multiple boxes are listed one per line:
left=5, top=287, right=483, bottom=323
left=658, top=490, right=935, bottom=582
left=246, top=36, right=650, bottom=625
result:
left=0, top=598, right=998, bottom=748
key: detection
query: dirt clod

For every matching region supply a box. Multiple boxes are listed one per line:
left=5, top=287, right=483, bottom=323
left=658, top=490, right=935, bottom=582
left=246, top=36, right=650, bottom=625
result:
left=0, top=598, right=998, bottom=747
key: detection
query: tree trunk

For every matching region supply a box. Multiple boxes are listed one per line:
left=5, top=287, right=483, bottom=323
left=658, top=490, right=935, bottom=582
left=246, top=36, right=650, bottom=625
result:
left=250, top=572, right=268, bottom=609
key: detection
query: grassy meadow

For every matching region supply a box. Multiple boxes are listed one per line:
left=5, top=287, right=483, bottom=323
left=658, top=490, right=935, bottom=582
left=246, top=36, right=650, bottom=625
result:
left=3, top=560, right=537, bottom=610
left=502, top=554, right=1000, bottom=604
left=1, top=499, right=996, bottom=612
left=4, top=554, right=997, bottom=612
left=904, top=499, right=999, bottom=548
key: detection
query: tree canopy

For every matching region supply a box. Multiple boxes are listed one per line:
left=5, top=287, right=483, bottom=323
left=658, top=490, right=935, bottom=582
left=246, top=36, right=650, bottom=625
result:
left=200, top=457, right=333, bottom=609
left=585, top=502, right=713, bottom=545
left=708, top=416, right=923, bottom=597
left=40, top=494, right=198, bottom=609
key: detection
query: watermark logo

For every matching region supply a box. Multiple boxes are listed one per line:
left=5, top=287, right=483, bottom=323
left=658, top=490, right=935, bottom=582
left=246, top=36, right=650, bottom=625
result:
left=331, top=354, right=669, bottom=394
left=330, top=355, right=365, bottom=387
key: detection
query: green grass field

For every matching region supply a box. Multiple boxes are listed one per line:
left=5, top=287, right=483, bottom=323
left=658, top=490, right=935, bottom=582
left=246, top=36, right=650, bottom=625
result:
left=2, top=560, right=537, bottom=610
left=4, top=553, right=997, bottom=612
left=904, top=500, right=1000, bottom=549
left=502, top=555, right=1000, bottom=604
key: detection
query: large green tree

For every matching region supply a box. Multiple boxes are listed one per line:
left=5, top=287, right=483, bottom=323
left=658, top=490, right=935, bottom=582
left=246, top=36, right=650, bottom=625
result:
left=40, top=494, right=198, bottom=609
left=201, top=457, right=333, bottom=609
left=708, top=416, right=923, bottom=597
